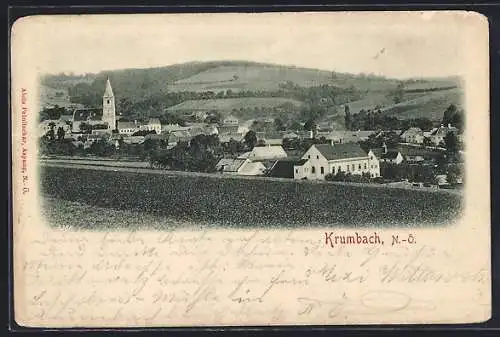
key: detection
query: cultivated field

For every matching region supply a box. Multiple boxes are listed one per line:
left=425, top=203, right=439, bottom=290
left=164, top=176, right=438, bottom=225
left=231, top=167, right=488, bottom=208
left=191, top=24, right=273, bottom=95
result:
left=166, top=97, right=304, bottom=112
left=40, top=165, right=463, bottom=229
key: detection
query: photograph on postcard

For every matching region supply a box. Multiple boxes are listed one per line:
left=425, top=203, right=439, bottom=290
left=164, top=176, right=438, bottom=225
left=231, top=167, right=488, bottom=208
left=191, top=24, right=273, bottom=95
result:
left=11, top=11, right=491, bottom=327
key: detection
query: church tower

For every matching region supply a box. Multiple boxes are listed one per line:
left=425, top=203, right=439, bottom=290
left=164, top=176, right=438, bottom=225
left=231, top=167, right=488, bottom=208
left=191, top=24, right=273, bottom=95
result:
left=102, top=78, right=116, bottom=131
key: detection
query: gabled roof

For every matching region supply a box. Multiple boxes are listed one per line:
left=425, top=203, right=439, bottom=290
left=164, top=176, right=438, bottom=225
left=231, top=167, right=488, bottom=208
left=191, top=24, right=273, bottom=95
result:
left=104, top=78, right=114, bottom=97
left=117, top=121, right=137, bottom=129
left=401, top=127, right=423, bottom=136
left=314, top=143, right=368, bottom=161
left=432, top=126, right=458, bottom=137
left=216, top=158, right=247, bottom=172
left=238, top=161, right=266, bottom=176
left=73, top=108, right=103, bottom=122
left=249, top=145, right=288, bottom=160
left=383, top=151, right=401, bottom=160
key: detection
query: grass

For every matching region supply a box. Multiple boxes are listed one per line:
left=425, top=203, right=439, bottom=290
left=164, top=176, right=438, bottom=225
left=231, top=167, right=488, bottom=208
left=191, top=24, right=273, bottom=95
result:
left=40, top=165, right=463, bottom=229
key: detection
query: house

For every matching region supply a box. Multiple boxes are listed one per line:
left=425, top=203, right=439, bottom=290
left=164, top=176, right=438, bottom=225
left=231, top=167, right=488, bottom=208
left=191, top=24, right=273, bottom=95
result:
left=218, top=124, right=240, bottom=134
left=117, top=121, right=139, bottom=136
left=223, top=115, right=239, bottom=126
left=401, top=127, right=424, bottom=144
left=247, top=145, right=288, bottom=161
left=300, top=143, right=380, bottom=180
left=215, top=158, right=266, bottom=176
left=268, top=159, right=310, bottom=179
left=429, top=124, right=459, bottom=146
left=371, top=145, right=404, bottom=165
left=144, top=118, right=162, bottom=134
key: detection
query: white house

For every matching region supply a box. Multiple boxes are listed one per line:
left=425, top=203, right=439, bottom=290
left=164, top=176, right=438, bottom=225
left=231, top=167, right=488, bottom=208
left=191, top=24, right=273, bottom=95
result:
left=223, top=115, right=239, bottom=126
left=429, top=124, right=459, bottom=146
left=117, top=121, right=139, bottom=136
left=300, top=143, right=380, bottom=180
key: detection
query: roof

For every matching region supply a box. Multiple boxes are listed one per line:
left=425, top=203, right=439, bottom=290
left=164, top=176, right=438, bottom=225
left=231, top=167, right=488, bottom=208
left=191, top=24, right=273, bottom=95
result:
left=117, top=121, right=137, bottom=129
left=238, top=161, right=266, bottom=176
left=384, top=151, right=401, bottom=160
left=104, top=78, right=114, bottom=97
left=268, top=159, right=309, bottom=178
left=432, top=126, right=458, bottom=137
left=216, top=158, right=247, bottom=172
left=73, top=108, right=103, bottom=122
left=148, top=118, right=161, bottom=125
left=314, top=143, right=368, bottom=161
left=249, top=145, right=288, bottom=160
left=401, top=127, right=423, bottom=136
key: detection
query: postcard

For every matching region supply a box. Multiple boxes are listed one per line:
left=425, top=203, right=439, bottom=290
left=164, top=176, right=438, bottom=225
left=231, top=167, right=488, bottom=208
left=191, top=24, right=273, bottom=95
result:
left=11, top=11, right=490, bottom=327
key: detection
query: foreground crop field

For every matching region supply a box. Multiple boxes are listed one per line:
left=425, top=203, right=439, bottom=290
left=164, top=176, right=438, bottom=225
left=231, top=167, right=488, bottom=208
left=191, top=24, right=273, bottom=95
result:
left=40, top=165, right=463, bottom=228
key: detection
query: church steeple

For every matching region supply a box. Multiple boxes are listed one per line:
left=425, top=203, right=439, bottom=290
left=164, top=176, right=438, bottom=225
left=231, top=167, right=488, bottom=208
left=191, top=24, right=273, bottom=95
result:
left=102, top=78, right=116, bottom=131
left=104, top=77, right=114, bottom=97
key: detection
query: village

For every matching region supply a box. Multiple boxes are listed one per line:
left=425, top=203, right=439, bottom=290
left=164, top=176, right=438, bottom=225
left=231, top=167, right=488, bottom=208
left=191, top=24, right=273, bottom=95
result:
left=39, top=79, right=465, bottom=190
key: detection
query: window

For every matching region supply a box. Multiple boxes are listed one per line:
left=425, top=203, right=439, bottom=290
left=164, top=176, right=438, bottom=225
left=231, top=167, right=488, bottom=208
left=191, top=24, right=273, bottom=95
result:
left=364, top=164, right=367, bottom=170
left=308, top=155, right=311, bottom=159
left=295, top=169, right=298, bottom=173
left=352, top=164, right=355, bottom=171
left=370, top=156, right=373, bottom=160
left=332, top=167, right=335, bottom=174
left=312, top=167, right=316, bottom=174
left=347, top=166, right=350, bottom=172
left=358, top=164, right=361, bottom=170
left=321, top=167, right=324, bottom=174
left=338, top=166, right=341, bottom=172
left=316, top=155, right=319, bottom=159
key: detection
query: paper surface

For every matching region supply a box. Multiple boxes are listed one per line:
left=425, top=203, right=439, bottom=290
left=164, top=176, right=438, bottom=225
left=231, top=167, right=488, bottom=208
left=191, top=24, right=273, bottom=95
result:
left=11, top=11, right=491, bottom=327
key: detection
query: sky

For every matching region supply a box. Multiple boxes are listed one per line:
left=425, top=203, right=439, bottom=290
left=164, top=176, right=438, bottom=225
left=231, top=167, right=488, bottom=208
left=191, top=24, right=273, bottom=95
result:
left=12, top=11, right=474, bottom=79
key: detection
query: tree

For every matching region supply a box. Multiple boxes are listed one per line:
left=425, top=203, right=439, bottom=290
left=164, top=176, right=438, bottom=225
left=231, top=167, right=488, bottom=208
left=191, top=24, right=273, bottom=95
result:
left=442, top=104, right=458, bottom=126
left=303, top=118, right=316, bottom=131
left=56, top=126, right=65, bottom=141
left=390, top=82, right=405, bottom=104
left=274, top=118, right=286, bottom=131
left=344, top=105, right=352, bottom=130
left=243, top=130, right=257, bottom=150
left=444, top=131, right=459, bottom=154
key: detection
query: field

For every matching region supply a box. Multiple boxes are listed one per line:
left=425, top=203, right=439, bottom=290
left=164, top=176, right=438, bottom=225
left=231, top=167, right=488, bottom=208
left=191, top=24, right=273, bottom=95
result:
left=166, top=97, right=304, bottom=112
left=382, top=88, right=464, bottom=120
left=40, top=165, right=463, bottom=228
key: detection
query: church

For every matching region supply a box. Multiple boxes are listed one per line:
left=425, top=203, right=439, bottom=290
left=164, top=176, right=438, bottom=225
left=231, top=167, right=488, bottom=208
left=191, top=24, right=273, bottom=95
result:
left=72, top=78, right=116, bottom=133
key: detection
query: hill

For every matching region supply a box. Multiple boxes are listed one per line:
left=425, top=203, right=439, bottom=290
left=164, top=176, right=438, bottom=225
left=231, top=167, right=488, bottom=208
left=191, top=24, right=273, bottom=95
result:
left=40, top=60, right=463, bottom=123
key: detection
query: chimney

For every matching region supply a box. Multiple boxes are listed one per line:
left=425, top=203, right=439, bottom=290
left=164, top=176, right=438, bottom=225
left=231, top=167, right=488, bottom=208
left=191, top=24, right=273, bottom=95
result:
left=382, top=142, right=388, bottom=154
left=448, top=123, right=452, bottom=128
left=134, top=120, right=137, bottom=126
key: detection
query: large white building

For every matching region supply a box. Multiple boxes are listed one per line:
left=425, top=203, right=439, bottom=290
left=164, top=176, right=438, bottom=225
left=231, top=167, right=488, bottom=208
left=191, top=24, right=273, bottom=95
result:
left=298, top=143, right=380, bottom=180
